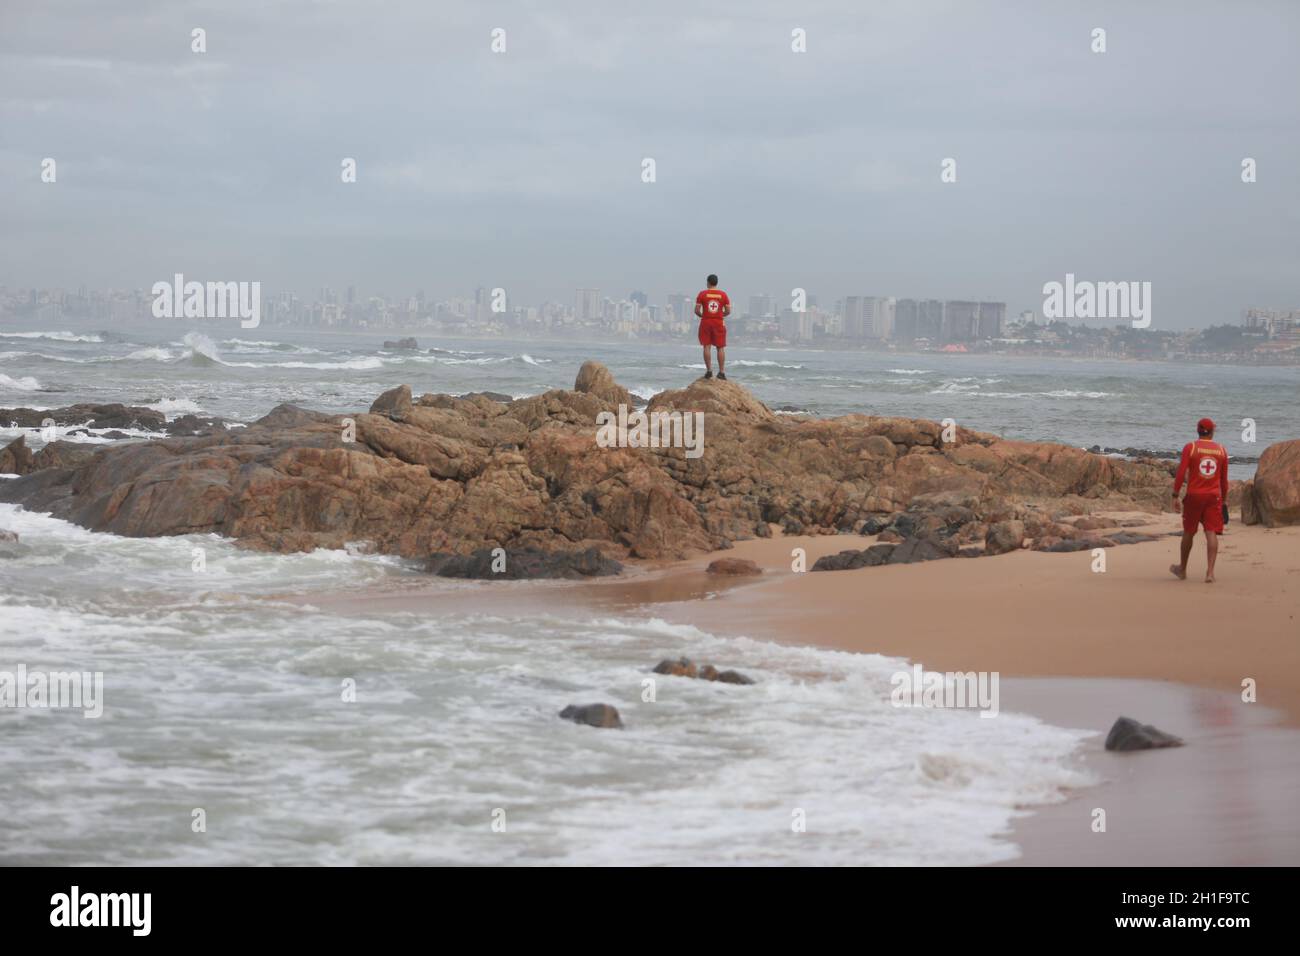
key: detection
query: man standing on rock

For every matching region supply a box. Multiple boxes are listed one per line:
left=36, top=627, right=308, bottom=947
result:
left=1170, top=417, right=1229, bottom=583
left=695, top=274, right=730, bottom=380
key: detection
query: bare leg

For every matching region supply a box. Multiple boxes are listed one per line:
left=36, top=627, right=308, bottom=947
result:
left=1170, top=531, right=1194, bottom=580
left=717, top=347, right=726, bottom=375
left=701, top=345, right=712, bottom=375
left=1205, top=530, right=1218, bottom=583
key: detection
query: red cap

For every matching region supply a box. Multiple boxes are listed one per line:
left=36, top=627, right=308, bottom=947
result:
left=1197, top=417, right=1215, bottom=434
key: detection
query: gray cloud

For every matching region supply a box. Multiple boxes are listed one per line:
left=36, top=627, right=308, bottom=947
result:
left=1, top=0, right=1297, bottom=325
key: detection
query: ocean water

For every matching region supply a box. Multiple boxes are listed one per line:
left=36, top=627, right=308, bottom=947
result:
left=1, top=321, right=1291, bottom=865
left=0, top=504, right=1091, bottom=866
left=2, top=323, right=1297, bottom=472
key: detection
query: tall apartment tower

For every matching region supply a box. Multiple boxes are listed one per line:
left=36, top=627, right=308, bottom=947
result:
left=978, top=302, right=1006, bottom=339
left=576, top=288, right=601, bottom=322
left=842, top=296, right=865, bottom=338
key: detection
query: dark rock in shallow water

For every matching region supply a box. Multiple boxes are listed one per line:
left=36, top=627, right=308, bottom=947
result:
left=0, top=403, right=166, bottom=431
left=715, top=669, right=755, bottom=685
left=559, top=703, right=623, bottom=729
left=1105, top=716, right=1184, bottom=751
left=654, top=657, right=698, bottom=678
left=383, top=337, right=419, bottom=350
left=705, top=557, right=761, bottom=575
left=652, top=656, right=754, bottom=685
left=426, top=546, right=623, bottom=579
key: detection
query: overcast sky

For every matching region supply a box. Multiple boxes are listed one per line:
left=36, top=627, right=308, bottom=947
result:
left=2, top=0, right=1297, bottom=327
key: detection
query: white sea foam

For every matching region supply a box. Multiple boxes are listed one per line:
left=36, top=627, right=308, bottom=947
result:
left=144, top=397, right=206, bottom=417
left=0, top=373, right=42, bottom=391
left=0, top=505, right=1095, bottom=867
left=0, top=330, right=104, bottom=343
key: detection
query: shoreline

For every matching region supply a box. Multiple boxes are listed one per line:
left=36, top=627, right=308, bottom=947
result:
left=299, top=513, right=1300, bottom=865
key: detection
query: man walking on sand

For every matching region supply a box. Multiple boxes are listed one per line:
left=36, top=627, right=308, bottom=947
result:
left=1170, top=417, right=1229, bottom=583
left=695, top=274, right=730, bottom=380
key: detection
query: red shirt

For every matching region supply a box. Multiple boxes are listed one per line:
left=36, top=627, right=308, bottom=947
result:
left=1174, top=438, right=1228, bottom=498
left=696, top=289, right=730, bottom=322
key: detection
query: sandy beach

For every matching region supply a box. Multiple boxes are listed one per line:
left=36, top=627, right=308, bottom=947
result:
left=306, top=512, right=1300, bottom=865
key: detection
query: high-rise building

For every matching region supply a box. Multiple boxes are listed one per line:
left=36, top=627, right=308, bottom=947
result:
left=895, top=299, right=919, bottom=343
left=862, top=296, right=895, bottom=339
left=576, top=288, right=600, bottom=323
left=917, top=300, right=945, bottom=340
left=667, top=293, right=690, bottom=325
left=978, top=302, right=1006, bottom=339
left=843, top=296, right=865, bottom=338
left=629, top=290, right=647, bottom=308
left=748, top=294, right=774, bottom=319
left=944, top=301, right=980, bottom=342
left=779, top=309, right=813, bottom=342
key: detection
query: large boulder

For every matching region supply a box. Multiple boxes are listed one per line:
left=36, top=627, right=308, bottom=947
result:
left=0, top=436, right=33, bottom=475
left=573, top=360, right=633, bottom=409
left=1251, top=439, right=1300, bottom=527
left=706, top=557, right=761, bottom=575
left=369, top=384, right=413, bottom=420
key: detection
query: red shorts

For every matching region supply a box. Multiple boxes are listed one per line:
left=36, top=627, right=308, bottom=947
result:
left=698, top=320, right=726, bottom=348
left=1182, top=494, right=1224, bottom=534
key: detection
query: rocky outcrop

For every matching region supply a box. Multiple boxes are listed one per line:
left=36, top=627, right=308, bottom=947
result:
left=1104, top=716, right=1184, bottom=752
left=0, top=436, right=99, bottom=476
left=559, top=703, right=623, bottom=729
left=0, top=403, right=166, bottom=431
left=1, top=403, right=227, bottom=437
left=383, top=337, right=419, bottom=350
left=1247, top=439, right=1300, bottom=527
left=706, top=558, right=761, bottom=575
left=574, top=359, right=634, bottom=409
left=0, top=363, right=1197, bottom=562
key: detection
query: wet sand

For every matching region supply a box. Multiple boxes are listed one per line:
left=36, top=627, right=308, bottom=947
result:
left=303, top=514, right=1300, bottom=865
